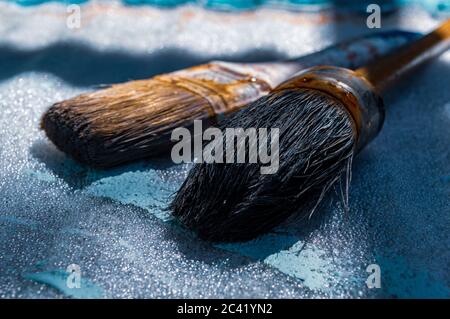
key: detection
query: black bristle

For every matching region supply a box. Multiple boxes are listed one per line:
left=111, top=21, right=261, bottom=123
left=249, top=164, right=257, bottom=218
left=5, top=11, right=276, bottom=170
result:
left=170, top=88, right=356, bottom=242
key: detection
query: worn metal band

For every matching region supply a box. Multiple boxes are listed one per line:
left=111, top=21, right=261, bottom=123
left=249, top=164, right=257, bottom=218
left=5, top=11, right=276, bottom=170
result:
left=156, top=74, right=227, bottom=121
left=273, top=66, right=385, bottom=152
left=156, top=63, right=272, bottom=123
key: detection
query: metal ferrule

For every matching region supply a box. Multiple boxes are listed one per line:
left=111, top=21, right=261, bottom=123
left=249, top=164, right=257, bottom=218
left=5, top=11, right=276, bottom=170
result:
left=273, top=66, right=385, bottom=152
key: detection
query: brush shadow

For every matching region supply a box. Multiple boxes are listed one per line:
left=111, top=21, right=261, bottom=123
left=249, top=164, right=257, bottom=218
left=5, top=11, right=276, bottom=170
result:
left=162, top=220, right=263, bottom=267
left=20, top=42, right=285, bottom=188
left=30, top=136, right=340, bottom=266
left=28, top=138, right=322, bottom=269
left=0, top=42, right=286, bottom=87
left=29, top=138, right=180, bottom=189
left=163, top=195, right=339, bottom=265
left=30, top=138, right=328, bottom=270
left=382, top=58, right=450, bottom=106
left=160, top=219, right=317, bottom=292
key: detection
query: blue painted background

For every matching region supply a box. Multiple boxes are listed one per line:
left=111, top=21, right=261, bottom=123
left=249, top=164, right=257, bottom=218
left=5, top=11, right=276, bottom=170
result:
left=0, top=0, right=448, bottom=299
left=4, top=0, right=450, bottom=12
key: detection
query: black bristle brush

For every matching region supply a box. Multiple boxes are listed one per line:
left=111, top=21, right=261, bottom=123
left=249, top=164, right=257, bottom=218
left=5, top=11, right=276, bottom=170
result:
left=170, top=20, right=450, bottom=242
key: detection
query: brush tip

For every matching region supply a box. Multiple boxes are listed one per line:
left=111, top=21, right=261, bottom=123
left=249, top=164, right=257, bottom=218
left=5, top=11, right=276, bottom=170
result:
left=41, top=102, right=99, bottom=166
left=40, top=79, right=213, bottom=168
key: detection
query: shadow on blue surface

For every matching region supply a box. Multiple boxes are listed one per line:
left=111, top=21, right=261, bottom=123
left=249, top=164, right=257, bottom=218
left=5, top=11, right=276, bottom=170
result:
left=2, top=1, right=448, bottom=295
left=0, top=43, right=287, bottom=87
left=30, top=139, right=178, bottom=189
left=30, top=134, right=343, bottom=262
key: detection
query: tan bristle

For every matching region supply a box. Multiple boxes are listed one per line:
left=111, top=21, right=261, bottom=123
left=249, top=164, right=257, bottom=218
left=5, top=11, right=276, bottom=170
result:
left=41, top=61, right=275, bottom=167
left=41, top=78, right=212, bottom=168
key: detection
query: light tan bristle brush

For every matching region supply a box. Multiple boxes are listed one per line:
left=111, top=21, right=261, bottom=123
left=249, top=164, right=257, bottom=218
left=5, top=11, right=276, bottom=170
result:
left=170, top=20, right=450, bottom=242
left=40, top=31, right=419, bottom=168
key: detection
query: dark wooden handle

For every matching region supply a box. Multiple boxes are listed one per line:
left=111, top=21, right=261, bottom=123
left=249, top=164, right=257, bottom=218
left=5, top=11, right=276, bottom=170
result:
left=356, top=19, right=450, bottom=90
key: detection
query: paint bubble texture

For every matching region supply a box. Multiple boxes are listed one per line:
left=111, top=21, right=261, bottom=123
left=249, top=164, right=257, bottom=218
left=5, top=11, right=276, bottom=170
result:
left=0, top=2, right=449, bottom=298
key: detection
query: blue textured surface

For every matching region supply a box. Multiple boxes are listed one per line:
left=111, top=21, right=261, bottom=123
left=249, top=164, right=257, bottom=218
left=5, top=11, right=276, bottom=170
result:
left=0, top=1, right=449, bottom=298
left=3, top=0, right=450, bottom=12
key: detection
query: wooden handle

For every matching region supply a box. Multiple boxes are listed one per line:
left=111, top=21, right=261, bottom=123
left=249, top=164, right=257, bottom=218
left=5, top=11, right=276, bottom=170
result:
left=356, top=19, right=450, bottom=90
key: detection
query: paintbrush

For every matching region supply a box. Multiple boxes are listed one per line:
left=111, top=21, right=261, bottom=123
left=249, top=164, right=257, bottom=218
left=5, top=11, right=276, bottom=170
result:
left=41, top=31, right=419, bottom=168
left=170, top=20, right=450, bottom=242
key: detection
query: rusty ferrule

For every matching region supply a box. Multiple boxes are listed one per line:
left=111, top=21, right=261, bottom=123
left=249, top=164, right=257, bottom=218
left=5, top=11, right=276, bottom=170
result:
left=273, top=66, right=385, bottom=152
